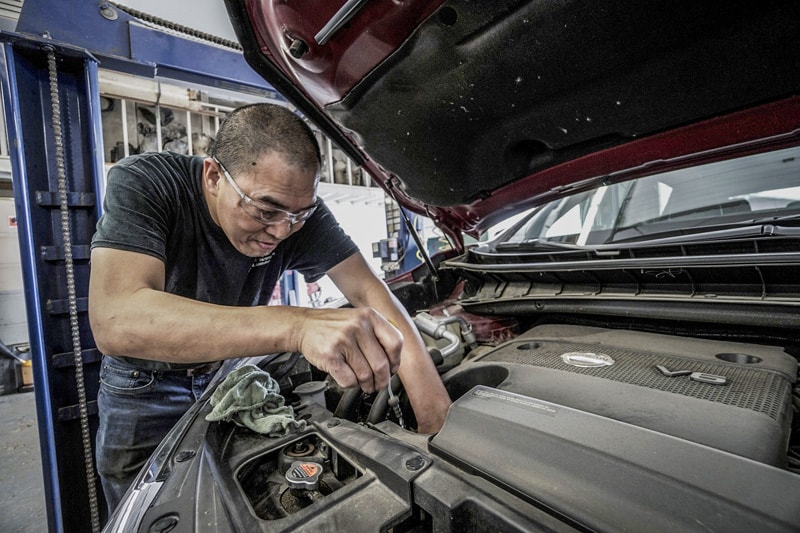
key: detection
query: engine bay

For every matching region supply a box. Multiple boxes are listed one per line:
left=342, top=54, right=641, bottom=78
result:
left=174, top=308, right=800, bottom=532
left=123, top=273, right=800, bottom=532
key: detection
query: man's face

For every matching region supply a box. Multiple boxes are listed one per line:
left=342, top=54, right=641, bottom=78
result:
left=204, top=151, right=318, bottom=257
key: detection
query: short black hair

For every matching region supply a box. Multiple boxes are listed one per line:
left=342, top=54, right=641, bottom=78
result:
left=211, top=103, right=321, bottom=176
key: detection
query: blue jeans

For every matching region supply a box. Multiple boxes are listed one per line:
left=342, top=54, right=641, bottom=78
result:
left=95, top=356, right=217, bottom=517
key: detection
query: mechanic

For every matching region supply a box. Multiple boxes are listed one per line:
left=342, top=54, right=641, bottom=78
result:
left=88, top=103, right=451, bottom=515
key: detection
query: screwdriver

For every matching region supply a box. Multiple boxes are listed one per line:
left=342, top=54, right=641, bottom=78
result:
left=386, top=319, right=406, bottom=428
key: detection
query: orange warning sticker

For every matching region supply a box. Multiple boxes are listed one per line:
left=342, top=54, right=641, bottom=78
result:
left=296, top=463, right=320, bottom=477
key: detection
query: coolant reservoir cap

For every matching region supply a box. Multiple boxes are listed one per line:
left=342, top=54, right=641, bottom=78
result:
left=286, top=460, right=323, bottom=490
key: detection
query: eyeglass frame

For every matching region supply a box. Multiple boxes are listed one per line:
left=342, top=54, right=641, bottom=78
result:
left=212, top=156, right=319, bottom=227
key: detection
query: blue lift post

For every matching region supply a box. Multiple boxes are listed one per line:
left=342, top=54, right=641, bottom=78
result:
left=3, top=1, right=284, bottom=530
left=0, top=34, right=106, bottom=532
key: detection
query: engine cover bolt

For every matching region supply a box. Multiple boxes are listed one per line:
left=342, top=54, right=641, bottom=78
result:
left=405, top=456, right=426, bottom=471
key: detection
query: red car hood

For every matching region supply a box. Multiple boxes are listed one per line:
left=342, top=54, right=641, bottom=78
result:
left=225, top=0, right=800, bottom=246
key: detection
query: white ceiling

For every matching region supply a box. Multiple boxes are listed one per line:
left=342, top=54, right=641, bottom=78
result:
left=111, top=0, right=240, bottom=42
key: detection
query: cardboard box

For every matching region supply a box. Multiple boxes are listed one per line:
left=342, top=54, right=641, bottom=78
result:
left=21, top=359, right=33, bottom=387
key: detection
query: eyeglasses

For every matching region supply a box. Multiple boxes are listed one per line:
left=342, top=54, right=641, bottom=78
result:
left=213, top=157, right=318, bottom=227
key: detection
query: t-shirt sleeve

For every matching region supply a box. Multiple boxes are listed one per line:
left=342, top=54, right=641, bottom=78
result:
left=91, top=157, right=174, bottom=262
left=287, top=200, right=361, bottom=283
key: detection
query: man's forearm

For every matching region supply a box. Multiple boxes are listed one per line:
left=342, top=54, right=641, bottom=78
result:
left=90, top=287, right=304, bottom=362
left=91, top=284, right=404, bottom=393
left=396, top=333, right=452, bottom=433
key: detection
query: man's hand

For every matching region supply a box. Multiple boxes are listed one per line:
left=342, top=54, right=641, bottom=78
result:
left=326, top=254, right=452, bottom=434
left=296, top=307, right=403, bottom=393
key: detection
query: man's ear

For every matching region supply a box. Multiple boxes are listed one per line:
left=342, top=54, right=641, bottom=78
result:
left=202, top=158, right=222, bottom=196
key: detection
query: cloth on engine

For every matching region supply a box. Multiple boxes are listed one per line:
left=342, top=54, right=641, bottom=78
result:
left=205, top=364, right=306, bottom=436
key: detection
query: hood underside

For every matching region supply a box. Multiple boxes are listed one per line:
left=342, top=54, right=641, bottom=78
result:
left=226, top=0, right=800, bottom=236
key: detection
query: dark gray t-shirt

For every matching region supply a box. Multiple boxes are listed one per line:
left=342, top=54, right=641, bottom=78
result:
left=91, top=151, right=359, bottom=369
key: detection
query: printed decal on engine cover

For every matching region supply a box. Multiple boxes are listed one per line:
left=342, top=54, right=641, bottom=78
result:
left=655, top=365, right=728, bottom=385
left=561, top=352, right=615, bottom=368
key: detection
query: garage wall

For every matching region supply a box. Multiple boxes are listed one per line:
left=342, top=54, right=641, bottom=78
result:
left=309, top=183, right=388, bottom=307
left=0, top=197, right=28, bottom=346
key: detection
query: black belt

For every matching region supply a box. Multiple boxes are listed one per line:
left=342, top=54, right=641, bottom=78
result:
left=107, top=356, right=223, bottom=376
left=165, top=361, right=222, bottom=376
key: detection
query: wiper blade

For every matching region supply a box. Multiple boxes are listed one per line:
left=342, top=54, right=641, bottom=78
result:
left=496, top=215, right=800, bottom=251
left=611, top=221, right=800, bottom=246
left=752, top=213, right=800, bottom=224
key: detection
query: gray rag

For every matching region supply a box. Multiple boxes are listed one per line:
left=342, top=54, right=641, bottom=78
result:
left=205, top=364, right=306, bottom=436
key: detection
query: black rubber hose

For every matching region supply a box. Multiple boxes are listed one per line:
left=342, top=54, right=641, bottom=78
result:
left=272, top=351, right=302, bottom=381
left=366, top=374, right=402, bottom=425
left=333, top=387, right=362, bottom=420
left=428, top=347, right=444, bottom=367
left=364, top=346, right=445, bottom=425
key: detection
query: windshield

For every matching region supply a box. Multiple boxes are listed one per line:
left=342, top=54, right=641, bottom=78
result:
left=502, top=146, right=800, bottom=247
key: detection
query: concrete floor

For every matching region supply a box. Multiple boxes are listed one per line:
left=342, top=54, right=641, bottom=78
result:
left=0, top=390, right=47, bottom=533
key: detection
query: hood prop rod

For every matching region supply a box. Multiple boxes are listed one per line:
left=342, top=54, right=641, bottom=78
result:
left=315, top=0, right=371, bottom=45
left=386, top=179, right=439, bottom=297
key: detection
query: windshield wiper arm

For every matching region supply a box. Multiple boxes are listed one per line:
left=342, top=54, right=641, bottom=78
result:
left=495, top=238, right=592, bottom=251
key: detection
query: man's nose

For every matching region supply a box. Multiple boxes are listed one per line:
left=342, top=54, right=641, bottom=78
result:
left=265, top=219, right=293, bottom=240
